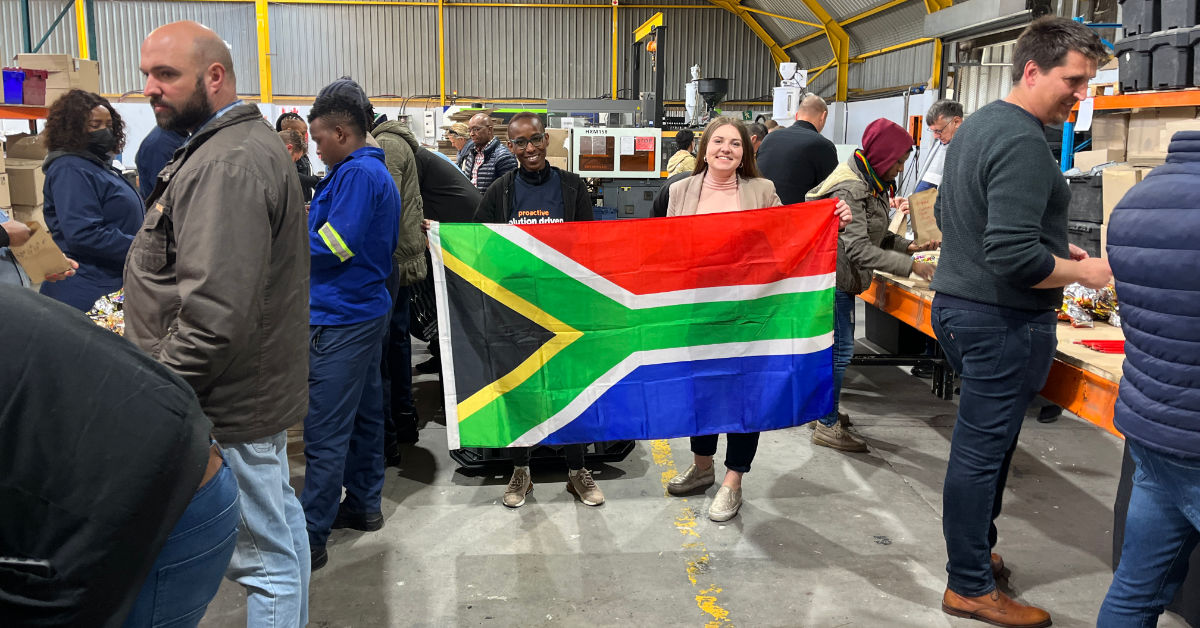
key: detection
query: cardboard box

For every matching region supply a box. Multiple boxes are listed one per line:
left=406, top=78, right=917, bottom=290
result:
left=1073, top=149, right=1121, bottom=172
left=907, top=188, right=941, bottom=246
left=1100, top=166, right=1152, bottom=257
left=5, top=159, right=44, bottom=206
left=1127, top=107, right=1200, bottom=165
left=545, top=129, right=569, bottom=158
left=547, top=156, right=568, bottom=171
left=0, top=173, right=10, bottom=208
left=1090, top=113, right=1128, bottom=161
left=12, top=204, right=44, bottom=228
left=5, top=133, right=47, bottom=160
left=16, top=54, right=100, bottom=106
left=10, top=222, right=71, bottom=280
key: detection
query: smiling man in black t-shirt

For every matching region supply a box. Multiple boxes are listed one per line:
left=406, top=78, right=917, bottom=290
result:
left=470, top=112, right=601, bottom=508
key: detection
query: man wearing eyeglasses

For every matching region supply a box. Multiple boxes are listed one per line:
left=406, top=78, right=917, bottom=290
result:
left=460, top=112, right=518, bottom=194
left=471, top=112, right=602, bottom=508
left=914, top=99, right=963, bottom=193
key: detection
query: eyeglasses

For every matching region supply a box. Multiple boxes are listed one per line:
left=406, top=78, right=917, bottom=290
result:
left=930, top=119, right=957, bottom=138
left=510, top=133, right=547, bottom=150
left=468, top=126, right=487, bottom=133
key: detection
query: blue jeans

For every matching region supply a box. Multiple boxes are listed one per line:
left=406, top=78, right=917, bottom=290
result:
left=932, top=305, right=1057, bottom=597
left=124, top=462, right=239, bottom=627
left=1099, top=441, right=1200, bottom=627
left=222, top=431, right=311, bottom=628
left=822, top=290, right=857, bottom=427
left=302, top=315, right=389, bottom=549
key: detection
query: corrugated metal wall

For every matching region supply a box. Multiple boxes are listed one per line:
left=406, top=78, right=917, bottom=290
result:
left=0, top=0, right=80, bottom=62
left=953, top=41, right=1015, bottom=114
left=3, top=0, right=925, bottom=101
left=94, top=0, right=258, bottom=95
left=270, top=3, right=436, bottom=97
left=618, top=7, right=775, bottom=101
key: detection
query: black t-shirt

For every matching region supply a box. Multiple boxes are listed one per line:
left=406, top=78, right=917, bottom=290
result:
left=510, top=168, right=565, bottom=224
left=414, top=148, right=482, bottom=223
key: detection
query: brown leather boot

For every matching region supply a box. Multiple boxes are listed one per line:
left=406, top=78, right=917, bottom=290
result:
left=942, top=588, right=1051, bottom=628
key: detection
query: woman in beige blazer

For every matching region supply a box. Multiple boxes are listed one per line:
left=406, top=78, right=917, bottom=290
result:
left=663, top=117, right=851, bottom=523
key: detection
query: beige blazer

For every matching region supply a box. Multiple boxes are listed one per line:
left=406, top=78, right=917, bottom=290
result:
left=665, top=174, right=782, bottom=216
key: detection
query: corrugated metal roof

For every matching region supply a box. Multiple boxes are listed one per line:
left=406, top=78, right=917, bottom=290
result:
left=270, top=3, right=437, bottom=97
left=791, top=37, right=836, bottom=67
left=94, top=1, right=259, bottom=95
left=0, top=0, right=80, bottom=63
left=851, top=41, right=933, bottom=91
left=845, top=0, right=926, bottom=55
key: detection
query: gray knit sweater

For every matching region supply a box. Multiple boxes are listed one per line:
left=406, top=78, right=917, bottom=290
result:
left=930, top=100, right=1071, bottom=311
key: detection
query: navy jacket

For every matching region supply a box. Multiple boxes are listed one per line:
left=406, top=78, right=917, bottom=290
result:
left=1108, top=130, right=1200, bottom=460
left=135, top=126, right=185, bottom=200
left=757, top=120, right=839, bottom=204
left=39, top=153, right=144, bottom=311
left=460, top=138, right=518, bottom=195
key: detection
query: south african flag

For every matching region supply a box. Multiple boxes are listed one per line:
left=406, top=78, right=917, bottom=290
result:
left=429, top=201, right=838, bottom=450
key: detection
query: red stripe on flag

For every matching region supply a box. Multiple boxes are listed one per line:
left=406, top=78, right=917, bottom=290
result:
left=512, top=201, right=839, bottom=295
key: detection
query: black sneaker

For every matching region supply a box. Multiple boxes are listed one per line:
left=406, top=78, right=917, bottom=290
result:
left=415, top=357, right=441, bottom=375
left=385, top=443, right=403, bottom=468
left=910, top=361, right=935, bottom=379
left=311, top=546, right=328, bottom=571
left=394, top=410, right=420, bottom=444
left=332, top=508, right=384, bottom=532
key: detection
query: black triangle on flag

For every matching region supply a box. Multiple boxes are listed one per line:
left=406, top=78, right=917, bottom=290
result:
left=444, top=269, right=557, bottom=405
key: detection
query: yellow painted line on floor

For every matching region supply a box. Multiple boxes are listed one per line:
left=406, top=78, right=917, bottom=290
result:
left=649, top=439, right=733, bottom=626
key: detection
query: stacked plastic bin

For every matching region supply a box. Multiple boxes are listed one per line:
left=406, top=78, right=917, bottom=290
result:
left=1115, top=0, right=1200, bottom=92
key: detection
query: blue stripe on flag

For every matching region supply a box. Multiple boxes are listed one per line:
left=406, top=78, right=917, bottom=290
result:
left=540, top=349, right=834, bottom=445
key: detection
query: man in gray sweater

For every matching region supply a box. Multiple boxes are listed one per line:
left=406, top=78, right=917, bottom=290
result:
left=930, top=17, right=1112, bottom=627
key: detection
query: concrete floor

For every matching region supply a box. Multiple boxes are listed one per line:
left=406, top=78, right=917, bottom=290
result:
left=199, top=311, right=1188, bottom=628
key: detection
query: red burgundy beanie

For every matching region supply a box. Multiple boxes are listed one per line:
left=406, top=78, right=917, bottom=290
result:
left=861, top=118, right=913, bottom=172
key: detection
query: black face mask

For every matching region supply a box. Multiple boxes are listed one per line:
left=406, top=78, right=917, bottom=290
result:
left=87, top=128, right=117, bottom=160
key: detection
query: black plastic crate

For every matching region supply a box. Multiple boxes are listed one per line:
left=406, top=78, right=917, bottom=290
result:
left=1150, top=28, right=1195, bottom=89
left=1116, top=34, right=1154, bottom=92
left=1119, top=0, right=1160, bottom=35
left=1068, top=221, right=1103, bottom=259
left=1067, top=175, right=1104, bottom=223
left=1163, top=0, right=1199, bottom=29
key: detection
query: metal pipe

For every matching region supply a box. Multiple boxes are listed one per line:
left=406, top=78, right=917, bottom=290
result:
left=33, top=0, right=75, bottom=54
left=74, top=0, right=89, bottom=58
left=653, top=25, right=664, bottom=127
left=611, top=3, right=618, bottom=100
left=739, top=7, right=820, bottom=27
left=85, top=0, right=97, bottom=59
left=255, top=0, right=273, bottom=103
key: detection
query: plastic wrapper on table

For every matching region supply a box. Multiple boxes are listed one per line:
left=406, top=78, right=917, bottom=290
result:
left=86, top=289, right=125, bottom=335
left=1060, top=282, right=1121, bottom=328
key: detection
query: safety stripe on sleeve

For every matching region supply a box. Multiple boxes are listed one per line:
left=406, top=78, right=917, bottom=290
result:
left=318, top=223, right=354, bottom=262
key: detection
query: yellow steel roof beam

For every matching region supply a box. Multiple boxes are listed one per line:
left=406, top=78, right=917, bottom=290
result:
left=634, top=12, right=663, bottom=42
left=795, top=0, right=848, bottom=100
left=708, top=0, right=790, bottom=65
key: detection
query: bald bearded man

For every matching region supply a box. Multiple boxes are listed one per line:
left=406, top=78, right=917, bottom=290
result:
left=124, top=21, right=311, bottom=627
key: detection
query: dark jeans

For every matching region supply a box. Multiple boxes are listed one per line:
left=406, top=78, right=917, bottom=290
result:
left=123, top=462, right=239, bottom=628
left=932, top=305, right=1057, bottom=597
left=382, top=270, right=415, bottom=449
left=510, top=444, right=586, bottom=471
left=823, top=290, right=857, bottom=427
left=690, top=433, right=761, bottom=473
left=1099, top=441, right=1200, bottom=627
left=301, top=315, right=389, bottom=548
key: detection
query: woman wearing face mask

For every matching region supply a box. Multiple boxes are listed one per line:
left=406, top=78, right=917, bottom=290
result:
left=39, top=90, right=143, bottom=310
left=665, top=117, right=853, bottom=522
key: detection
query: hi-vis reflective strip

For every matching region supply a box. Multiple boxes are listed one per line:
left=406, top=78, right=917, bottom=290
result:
left=318, top=223, right=354, bottom=262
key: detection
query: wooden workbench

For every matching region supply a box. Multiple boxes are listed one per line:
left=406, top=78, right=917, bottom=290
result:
left=858, top=272, right=1124, bottom=436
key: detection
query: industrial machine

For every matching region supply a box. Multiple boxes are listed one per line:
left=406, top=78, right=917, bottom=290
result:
left=771, top=62, right=808, bottom=125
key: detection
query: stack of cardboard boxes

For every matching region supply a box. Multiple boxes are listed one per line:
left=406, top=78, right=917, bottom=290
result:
left=14, top=54, right=100, bottom=108
left=1072, top=108, right=1200, bottom=258
left=4, top=133, right=48, bottom=228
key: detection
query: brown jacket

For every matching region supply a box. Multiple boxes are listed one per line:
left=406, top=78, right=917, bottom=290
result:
left=665, top=174, right=781, bottom=216
left=123, top=104, right=310, bottom=444
left=807, top=159, right=913, bottom=294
